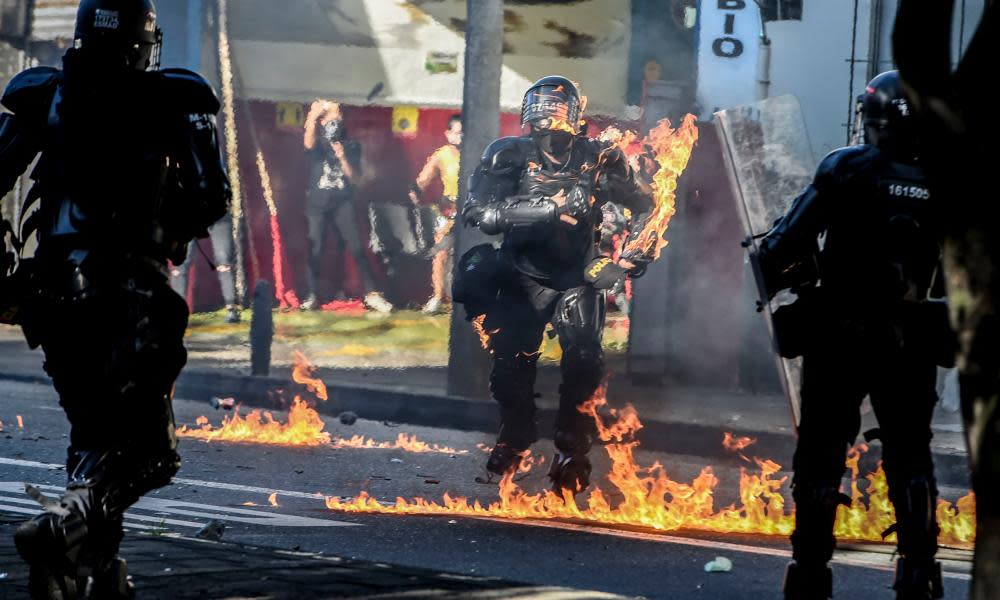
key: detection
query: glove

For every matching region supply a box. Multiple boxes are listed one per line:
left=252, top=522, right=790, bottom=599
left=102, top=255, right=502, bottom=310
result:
left=584, top=257, right=628, bottom=290
left=560, top=186, right=591, bottom=221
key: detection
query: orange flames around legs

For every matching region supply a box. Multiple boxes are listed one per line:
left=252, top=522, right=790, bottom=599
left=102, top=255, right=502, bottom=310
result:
left=325, top=387, right=976, bottom=547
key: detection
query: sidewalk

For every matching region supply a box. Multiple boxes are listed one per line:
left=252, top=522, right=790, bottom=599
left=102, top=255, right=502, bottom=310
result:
left=0, top=514, right=626, bottom=599
left=0, top=319, right=971, bottom=487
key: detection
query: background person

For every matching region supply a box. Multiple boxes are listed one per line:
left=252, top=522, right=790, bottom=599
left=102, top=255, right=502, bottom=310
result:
left=409, top=114, right=462, bottom=314
left=302, top=100, right=392, bottom=312
left=170, top=215, right=239, bottom=323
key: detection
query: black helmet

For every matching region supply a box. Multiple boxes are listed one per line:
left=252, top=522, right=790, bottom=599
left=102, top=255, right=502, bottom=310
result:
left=862, top=71, right=914, bottom=154
left=74, top=0, right=162, bottom=71
left=521, top=76, right=583, bottom=134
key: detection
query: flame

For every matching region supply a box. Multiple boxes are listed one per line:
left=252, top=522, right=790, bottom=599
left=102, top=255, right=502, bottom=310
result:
left=178, top=352, right=469, bottom=453
left=598, top=126, right=637, bottom=152
left=723, top=432, right=757, bottom=453
left=623, top=115, right=699, bottom=261
left=16, top=415, right=23, bottom=429
left=292, top=350, right=328, bottom=401
left=325, top=387, right=975, bottom=547
left=471, top=314, right=499, bottom=352
left=331, top=433, right=468, bottom=455
left=545, top=117, right=580, bottom=135
left=177, top=397, right=332, bottom=446
left=268, top=492, right=279, bottom=507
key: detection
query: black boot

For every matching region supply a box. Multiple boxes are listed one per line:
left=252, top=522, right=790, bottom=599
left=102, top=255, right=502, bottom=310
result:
left=85, top=557, right=134, bottom=600
left=783, top=561, right=833, bottom=600
left=549, top=427, right=593, bottom=494
left=15, top=491, right=89, bottom=600
left=893, top=557, right=944, bottom=600
left=548, top=451, right=592, bottom=494
left=486, top=443, right=528, bottom=477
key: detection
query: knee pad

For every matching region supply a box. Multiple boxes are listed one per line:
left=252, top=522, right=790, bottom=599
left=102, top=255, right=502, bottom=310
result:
left=553, top=287, right=606, bottom=354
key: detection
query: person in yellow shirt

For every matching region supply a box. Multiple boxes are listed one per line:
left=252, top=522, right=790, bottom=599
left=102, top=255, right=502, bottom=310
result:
left=410, top=114, right=462, bottom=314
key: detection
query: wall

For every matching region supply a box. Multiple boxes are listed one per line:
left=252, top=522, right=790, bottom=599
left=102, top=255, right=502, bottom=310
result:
left=698, top=0, right=986, bottom=160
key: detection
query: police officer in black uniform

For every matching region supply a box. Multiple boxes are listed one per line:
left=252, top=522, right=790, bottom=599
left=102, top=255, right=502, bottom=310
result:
left=0, top=1, right=231, bottom=597
left=755, top=71, right=950, bottom=600
left=456, top=76, right=656, bottom=493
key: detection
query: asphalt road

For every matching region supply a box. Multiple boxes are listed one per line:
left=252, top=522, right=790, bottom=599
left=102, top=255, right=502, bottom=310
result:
left=0, top=378, right=972, bottom=599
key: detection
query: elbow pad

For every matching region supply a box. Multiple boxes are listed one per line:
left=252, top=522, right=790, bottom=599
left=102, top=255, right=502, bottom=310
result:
left=479, top=200, right=557, bottom=235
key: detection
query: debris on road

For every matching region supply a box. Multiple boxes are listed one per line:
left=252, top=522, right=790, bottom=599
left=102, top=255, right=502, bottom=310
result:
left=210, top=397, right=236, bottom=410
left=196, top=520, right=227, bottom=541
left=339, top=411, right=358, bottom=425
left=704, top=556, right=732, bottom=573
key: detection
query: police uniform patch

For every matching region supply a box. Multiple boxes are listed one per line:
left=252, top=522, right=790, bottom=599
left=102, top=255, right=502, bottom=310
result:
left=94, top=9, right=120, bottom=30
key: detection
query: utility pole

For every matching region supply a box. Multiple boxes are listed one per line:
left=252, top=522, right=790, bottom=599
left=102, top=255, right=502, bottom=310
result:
left=446, top=0, right=503, bottom=399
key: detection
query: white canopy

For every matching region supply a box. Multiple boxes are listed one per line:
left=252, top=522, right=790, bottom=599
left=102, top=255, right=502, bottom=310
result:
left=228, top=0, right=632, bottom=117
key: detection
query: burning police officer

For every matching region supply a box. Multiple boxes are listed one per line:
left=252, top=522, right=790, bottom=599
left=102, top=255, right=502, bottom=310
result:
left=455, top=76, right=656, bottom=493
left=0, top=0, right=230, bottom=596
left=752, top=71, right=952, bottom=600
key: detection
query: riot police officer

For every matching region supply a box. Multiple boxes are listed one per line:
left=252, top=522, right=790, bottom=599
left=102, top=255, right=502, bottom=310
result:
left=456, top=76, right=656, bottom=493
left=755, top=71, right=951, bottom=600
left=0, top=0, right=231, bottom=596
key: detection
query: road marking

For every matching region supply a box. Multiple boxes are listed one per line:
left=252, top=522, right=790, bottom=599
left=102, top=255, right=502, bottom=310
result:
left=0, top=478, right=356, bottom=529
left=0, top=457, right=64, bottom=470
left=0, top=501, right=201, bottom=530
left=0, top=457, right=327, bottom=500
left=482, top=518, right=971, bottom=580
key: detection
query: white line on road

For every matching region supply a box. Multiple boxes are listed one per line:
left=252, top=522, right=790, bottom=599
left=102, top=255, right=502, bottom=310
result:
left=0, top=457, right=327, bottom=500
left=0, top=459, right=357, bottom=529
left=0, top=501, right=201, bottom=529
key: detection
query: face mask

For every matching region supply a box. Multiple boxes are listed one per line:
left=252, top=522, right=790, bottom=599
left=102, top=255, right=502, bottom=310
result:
left=532, top=128, right=573, bottom=156
left=323, top=120, right=343, bottom=142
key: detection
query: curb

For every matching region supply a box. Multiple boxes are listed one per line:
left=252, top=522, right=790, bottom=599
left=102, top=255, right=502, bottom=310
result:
left=173, top=368, right=972, bottom=488
left=1, top=367, right=972, bottom=488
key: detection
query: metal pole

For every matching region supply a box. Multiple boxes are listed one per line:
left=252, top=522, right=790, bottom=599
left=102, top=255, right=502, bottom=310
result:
left=866, top=0, right=883, bottom=82
left=446, top=0, right=504, bottom=399
left=846, top=0, right=860, bottom=146
left=753, top=2, right=771, bottom=101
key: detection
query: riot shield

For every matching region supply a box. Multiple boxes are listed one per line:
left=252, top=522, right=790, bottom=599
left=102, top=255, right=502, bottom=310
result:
left=714, top=95, right=816, bottom=429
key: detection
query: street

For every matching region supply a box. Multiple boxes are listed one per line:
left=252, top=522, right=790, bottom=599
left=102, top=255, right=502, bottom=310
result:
left=0, top=378, right=972, bottom=599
